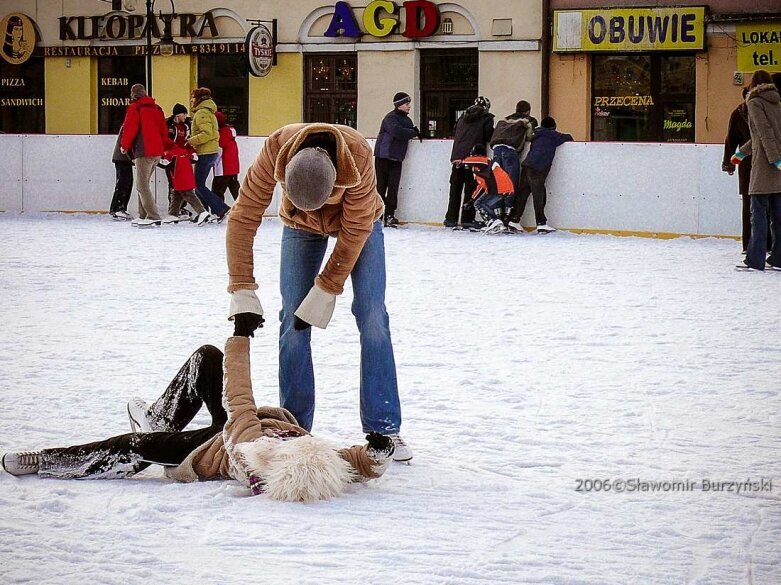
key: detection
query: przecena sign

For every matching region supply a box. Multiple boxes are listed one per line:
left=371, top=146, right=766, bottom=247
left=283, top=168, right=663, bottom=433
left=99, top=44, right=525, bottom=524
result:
left=324, top=0, right=440, bottom=38
left=554, top=7, right=705, bottom=52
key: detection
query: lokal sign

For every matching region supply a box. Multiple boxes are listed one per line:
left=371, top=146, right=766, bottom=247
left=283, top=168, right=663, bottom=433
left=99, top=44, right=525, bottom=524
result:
left=736, top=23, right=781, bottom=72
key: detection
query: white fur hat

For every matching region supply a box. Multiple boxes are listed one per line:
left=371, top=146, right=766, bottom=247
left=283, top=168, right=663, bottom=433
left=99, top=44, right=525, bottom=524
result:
left=236, top=436, right=355, bottom=502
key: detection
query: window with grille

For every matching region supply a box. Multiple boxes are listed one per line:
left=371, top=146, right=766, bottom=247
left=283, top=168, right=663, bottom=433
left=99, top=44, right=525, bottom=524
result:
left=304, top=53, right=357, bottom=128
left=420, top=49, right=478, bottom=139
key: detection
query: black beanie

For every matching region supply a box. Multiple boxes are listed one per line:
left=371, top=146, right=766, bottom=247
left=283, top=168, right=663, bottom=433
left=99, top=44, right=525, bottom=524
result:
left=393, top=92, right=411, bottom=107
left=172, top=103, right=187, bottom=116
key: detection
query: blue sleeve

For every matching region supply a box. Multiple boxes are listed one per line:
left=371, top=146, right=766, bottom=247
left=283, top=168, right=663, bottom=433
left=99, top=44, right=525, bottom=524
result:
left=387, top=114, right=418, bottom=140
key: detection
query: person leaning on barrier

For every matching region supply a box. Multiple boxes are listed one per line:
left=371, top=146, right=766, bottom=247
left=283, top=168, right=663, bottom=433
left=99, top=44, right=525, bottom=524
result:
left=225, top=122, right=413, bottom=462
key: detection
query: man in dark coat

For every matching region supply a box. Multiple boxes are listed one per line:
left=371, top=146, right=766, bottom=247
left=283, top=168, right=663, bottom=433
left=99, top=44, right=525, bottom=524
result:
left=444, top=96, right=494, bottom=229
left=510, top=116, right=572, bottom=234
left=373, top=92, right=420, bottom=227
left=722, top=88, right=757, bottom=253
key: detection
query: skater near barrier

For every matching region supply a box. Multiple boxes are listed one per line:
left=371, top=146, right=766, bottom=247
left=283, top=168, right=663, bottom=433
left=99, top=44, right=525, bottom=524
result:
left=732, top=70, right=781, bottom=271
left=509, top=117, right=573, bottom=234
left=119, top=83, right=173, bottom=227
left=211, top=111, right=241, bottom=204
left=1, top=334, right=395, bottom=502
left=187, top=87, right=231, bottom=221
left=225, top=122, right=412, bottom=462
left=165, top=103, right=193, bottom=220
left=109, top=124, right=133, bottom=221
left=374, top=92, right=421, bottom=228
left=444, top=96, right=494, bottom=230
left=461, top=145, right=515, bottom=234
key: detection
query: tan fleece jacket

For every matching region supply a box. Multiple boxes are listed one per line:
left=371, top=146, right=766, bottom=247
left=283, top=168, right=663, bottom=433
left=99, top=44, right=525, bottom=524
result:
left=225, top=123, right=385, bottom=296
left=165, top=337, right=387, bottom=486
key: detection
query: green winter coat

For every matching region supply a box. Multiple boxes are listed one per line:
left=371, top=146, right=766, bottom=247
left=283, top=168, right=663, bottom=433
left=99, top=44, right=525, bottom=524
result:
left=188, top=99, right=219, bottom=155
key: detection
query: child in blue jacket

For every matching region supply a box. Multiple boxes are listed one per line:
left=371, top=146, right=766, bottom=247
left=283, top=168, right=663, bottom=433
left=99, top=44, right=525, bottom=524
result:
left=509, top=117, right=572, bottom=234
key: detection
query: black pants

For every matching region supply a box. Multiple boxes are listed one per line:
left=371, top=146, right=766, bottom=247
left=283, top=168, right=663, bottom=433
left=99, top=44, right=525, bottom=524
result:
left=38, top=345, right=227, bottom=479
left=445, top=164, right=476, bottom=225
left=109, top=162, right=134, bottom=214
left=212, top=175, right=240, bottom=203
left=375, top=157, right=403, bottom=217
left=511, top=166, right=548, bottom=225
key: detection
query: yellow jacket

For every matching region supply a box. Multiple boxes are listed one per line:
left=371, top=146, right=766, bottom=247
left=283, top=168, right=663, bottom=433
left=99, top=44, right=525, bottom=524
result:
left=188, top=99, right=219, bottom=155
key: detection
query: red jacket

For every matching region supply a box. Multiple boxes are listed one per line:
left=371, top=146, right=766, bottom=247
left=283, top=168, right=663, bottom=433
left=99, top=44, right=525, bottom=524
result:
left=216, top=125, right=240, bottom=176
left=120, top=96, right=172, bottom=158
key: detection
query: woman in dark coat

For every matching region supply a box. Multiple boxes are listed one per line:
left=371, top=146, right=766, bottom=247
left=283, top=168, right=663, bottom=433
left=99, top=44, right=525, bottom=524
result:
left=722, top=88, right=754, bottom=253
left=732, top=70, right=781, bottom=271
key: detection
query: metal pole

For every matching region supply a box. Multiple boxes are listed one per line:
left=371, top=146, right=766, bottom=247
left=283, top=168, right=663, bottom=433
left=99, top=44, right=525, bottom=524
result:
left=146, top=0, right=153, bottom=95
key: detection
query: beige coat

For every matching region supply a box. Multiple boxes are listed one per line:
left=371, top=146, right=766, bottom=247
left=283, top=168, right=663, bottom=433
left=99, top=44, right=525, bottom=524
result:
left=739, top=83, right=781, bottom=195
left=225, top=123, right=384, bottom=296
left=165, top=337, right=389, bottom=488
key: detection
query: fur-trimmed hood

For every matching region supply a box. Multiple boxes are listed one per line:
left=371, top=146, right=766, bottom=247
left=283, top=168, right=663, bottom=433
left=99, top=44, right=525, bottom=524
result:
left=236, top=435, right=355, bottom=502
left=746, top=83, right=780, bottom=105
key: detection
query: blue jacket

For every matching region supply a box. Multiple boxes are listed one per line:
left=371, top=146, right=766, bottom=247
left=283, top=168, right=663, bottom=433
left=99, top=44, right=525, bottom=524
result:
left=522, top=127, right=573, bottom=173
left=374, top=109, right=418, bottom=162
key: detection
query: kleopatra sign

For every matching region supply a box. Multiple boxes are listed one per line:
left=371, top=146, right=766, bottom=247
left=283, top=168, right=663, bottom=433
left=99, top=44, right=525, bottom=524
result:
left=554, top=7, right=705, bottom=52
left=736, top=23, right=781, bottom=72
left=1, top=13, right=37, bottom=65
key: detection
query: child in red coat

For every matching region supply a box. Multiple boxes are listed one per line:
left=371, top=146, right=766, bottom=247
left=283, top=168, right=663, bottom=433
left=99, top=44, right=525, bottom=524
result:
left=211, top=111, right=241, bottom=203
left=162, top=144, right=209, bottom=225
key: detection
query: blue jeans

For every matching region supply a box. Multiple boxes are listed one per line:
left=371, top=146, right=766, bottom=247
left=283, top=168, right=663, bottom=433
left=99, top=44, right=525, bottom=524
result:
left=491, top=145, right=520, bottom=218
left=278, top=220, right=401, bottom=434
left=474, top=193, right=503, bottom=221
left=194, top=154, right=230, bottom=217
left=747, top=193, right=781, bottom=270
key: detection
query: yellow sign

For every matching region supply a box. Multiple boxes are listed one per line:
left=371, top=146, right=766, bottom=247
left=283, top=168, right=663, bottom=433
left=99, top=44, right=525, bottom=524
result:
left=554, top=8, right=705, bottom=52
left=736, top=23, right=781, bottom=72
left=1, top=13, right=36, bottom=65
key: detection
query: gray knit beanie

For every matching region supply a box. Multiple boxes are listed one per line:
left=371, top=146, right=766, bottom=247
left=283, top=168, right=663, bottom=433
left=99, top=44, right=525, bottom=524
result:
left=285, top=148, right=337, bottom=211
left=130, top=83, right=146, bottom=100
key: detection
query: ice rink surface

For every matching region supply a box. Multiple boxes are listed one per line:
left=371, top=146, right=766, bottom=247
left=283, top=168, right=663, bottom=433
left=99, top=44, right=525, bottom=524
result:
left=1, top=214, right=779, bottom=585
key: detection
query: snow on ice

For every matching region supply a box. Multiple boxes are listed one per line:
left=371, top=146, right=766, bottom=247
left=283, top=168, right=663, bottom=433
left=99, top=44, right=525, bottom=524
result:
left=0, top=214, right=779, bottom=584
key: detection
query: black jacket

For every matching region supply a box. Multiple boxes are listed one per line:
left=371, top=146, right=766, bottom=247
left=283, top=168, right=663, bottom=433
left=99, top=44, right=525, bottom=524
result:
left=722, top=103, right=752, bottom=196
left=374, top=109, right=418, bottom=162
left=450, top=105, right=494, bottom=162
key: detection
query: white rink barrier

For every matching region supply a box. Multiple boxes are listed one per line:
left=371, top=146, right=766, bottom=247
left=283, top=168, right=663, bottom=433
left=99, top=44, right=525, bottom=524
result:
left=0, top=134, right=741, bottom=237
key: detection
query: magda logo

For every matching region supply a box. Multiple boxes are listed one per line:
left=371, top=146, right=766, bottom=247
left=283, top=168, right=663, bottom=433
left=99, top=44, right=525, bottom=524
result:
left=1, top=13, right=37, bottom=65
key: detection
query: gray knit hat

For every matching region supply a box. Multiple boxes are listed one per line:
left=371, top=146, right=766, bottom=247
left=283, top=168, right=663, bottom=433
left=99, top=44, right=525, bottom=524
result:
left=285, top=148, right=337, bottom=211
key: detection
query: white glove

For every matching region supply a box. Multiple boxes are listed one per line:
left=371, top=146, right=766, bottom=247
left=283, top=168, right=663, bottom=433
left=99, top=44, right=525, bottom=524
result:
left=228, top=289, right=263, bottom=320
left=294, top=284, right=336, bottom=329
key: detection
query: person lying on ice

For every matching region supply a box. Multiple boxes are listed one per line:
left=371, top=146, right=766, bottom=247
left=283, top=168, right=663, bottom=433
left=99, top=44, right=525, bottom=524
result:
left=1, top=326, right=395, bottom=502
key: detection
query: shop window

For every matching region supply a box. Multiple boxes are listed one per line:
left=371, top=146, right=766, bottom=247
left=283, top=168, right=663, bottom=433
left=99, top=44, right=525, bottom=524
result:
left=592, top=54, right=695, bottom=142
left=98, top=57, right=145, bottom=135
left=198, top=54, right=249, bottom=135
left=0, top=56, right=45, bottom=133
left=420, top=49, right=478, bottom=139
left=304, top=54, right=357, bottom=128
